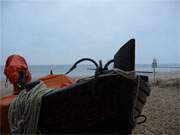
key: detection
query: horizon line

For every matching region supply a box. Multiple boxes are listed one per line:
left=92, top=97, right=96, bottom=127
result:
left=1, top=63, right=180, bottom=66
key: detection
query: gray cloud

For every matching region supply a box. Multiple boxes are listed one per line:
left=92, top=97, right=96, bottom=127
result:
left=1, top=0, right=179, bottom=65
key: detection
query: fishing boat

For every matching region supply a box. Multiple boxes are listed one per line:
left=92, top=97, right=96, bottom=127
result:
left=0, top=39, right=151, bottom=134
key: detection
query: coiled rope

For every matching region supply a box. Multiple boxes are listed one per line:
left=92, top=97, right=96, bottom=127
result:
left=8, top=81, right=54, bottom=134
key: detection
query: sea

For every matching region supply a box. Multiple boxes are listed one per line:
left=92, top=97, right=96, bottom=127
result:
left=0, top=64, right=180, bottom=80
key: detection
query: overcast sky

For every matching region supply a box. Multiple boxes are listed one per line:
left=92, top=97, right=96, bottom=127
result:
left=0, top=0, right=179, bottom=65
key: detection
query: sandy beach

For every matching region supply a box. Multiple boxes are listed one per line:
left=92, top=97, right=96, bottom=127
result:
left=0, top=72, right=179, bottom=134
left=132, top=72, right=180, bottom=134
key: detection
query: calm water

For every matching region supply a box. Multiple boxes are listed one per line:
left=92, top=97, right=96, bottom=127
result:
left=1, top=64, right=180, bottom=80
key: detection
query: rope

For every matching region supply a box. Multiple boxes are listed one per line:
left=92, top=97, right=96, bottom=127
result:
left=135, top=115, right=147, bottom=124
left=8, top=81, right=54, bottom=134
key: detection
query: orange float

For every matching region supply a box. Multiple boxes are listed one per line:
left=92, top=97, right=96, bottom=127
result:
left=0, top=55, right=75, bottom=134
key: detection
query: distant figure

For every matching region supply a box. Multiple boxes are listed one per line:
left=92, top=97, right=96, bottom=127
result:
left=152, top=58, right=158, bottom=82
left=50, top=69, right=53, bottom=75
left=152, top=58, right=158, bottom=69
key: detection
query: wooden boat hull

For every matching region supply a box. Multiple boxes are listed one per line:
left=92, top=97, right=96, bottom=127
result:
left=38, top=71, right=150, bottom=134
left=1, top=39, right=151, bottom=134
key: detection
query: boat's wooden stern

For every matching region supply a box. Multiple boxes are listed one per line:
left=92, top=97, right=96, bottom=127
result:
left=38, top=71, right=151, bottom=134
